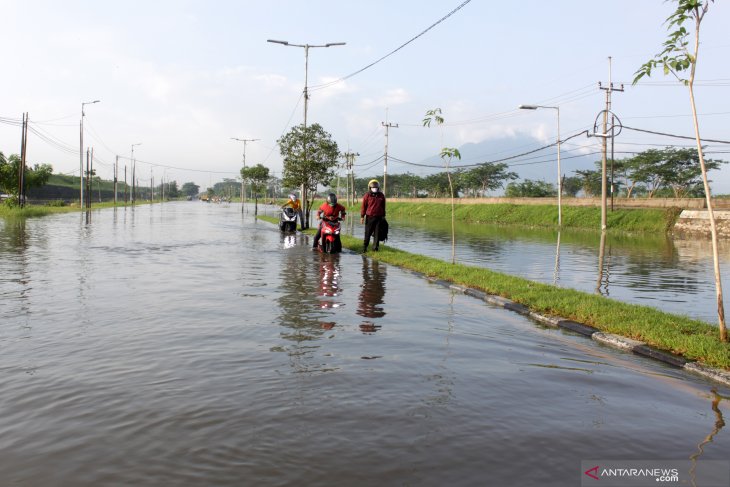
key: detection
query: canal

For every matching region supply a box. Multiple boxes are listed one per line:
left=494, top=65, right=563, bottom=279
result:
left=1, top=202, right=729, bottom=486
left=328, top=212, right=730, bottom=324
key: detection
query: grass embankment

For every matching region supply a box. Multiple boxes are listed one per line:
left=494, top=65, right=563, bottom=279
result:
left=0, top=201, right=148, bottom=218
left=383, top=202, right=682, bottom=233
left=259, top=213, right=729, bottom=369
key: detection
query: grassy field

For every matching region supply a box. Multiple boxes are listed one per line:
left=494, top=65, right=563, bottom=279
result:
left=379, top=202, right=682, bottom=234
left=0, top=201, right=148, bottom=218
left=259, top=214, right=730, bottom=370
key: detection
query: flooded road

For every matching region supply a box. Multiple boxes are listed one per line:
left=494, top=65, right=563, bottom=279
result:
left=1, top=202, right=729, bottom=486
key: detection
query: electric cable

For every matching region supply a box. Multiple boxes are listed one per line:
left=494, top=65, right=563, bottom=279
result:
left=623, top=125, right=730, bottom=144
left=308, top=0, right=472, bottom=92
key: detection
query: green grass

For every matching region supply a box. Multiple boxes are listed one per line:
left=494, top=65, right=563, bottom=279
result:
left=258, top=213, right=730, bottom=369
left=379, top=202, right=682, bottom=234
left=0, top=201, right=150, bottom=218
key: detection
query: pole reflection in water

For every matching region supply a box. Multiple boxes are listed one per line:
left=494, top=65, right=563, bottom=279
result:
left=689, top=389, right=728, bottom=486
left=1, top=218, right=31, bottom=329
left=595, top=230, right=610, bottom=295
left=553, top=231, right=561, bottom=286
left=357, top=256, right=387, bottom=333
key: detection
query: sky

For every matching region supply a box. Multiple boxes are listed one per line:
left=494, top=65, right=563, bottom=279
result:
left=1, top=0, right=729, bottom=194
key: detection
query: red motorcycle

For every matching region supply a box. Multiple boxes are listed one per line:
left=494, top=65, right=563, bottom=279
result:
left=318, top=217, right=342, bottom=254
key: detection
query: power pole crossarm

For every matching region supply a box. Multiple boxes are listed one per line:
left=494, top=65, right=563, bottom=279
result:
left=382, top=121, right=398, bottom=197
left=598, top=56, right=624, bottom=231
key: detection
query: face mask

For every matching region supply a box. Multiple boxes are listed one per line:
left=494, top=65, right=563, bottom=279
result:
left=370, top=187, right=378, bottom=193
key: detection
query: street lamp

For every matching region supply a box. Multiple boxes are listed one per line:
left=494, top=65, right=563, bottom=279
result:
left=519, top=104, right=562, bottom=227
left=131, top=143, right=142, bottom=204
left=80, top=100, right=100, bottom=208
left=267, top=39, right=345, bottom=227
left=231, top=137, right=259, bottom=208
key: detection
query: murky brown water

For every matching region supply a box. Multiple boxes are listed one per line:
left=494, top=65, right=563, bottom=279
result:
left=1, top=202, right=729, bottom=486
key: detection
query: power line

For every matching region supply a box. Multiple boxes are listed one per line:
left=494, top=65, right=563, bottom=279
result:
left=623, top=125, right=730, bottom=144
left=308, top=0, right=472, bottom=92
left=262, top=92, right=304, bottom=164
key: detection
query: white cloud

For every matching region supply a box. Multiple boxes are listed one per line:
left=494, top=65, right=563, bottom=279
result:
left=359, top=88, right=410, bottom=110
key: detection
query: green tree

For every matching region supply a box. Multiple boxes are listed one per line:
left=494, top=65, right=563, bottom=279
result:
left=462, top=162, right=517, bottom=197
left=241, top=163, right=270, bottom=215
left=505, top=179, right=557, bottom=198
left=278, top=123, right=339, bottom=228
left=0, top=152, right=53, bottom=205
left=181, top=182, right=200, bottom=198
left=635, top=0, right=725, bottom=339
left=575, top=169, right=602, bottom=197
left=166, top=181, right=180, bottom=199
left=562, top=176, right=582, bottom=197
left=423, top=108, right=459, bottom=264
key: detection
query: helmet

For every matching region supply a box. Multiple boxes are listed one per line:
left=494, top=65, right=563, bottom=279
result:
left=327, top=193, right=337, bottom=206
left=368, top=179, right=379, bottom=189
left=289, top=193, right=297, bottom=201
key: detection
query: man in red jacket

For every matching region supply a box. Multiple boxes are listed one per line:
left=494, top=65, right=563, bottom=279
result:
left=360, top=179, right=386, bottom=252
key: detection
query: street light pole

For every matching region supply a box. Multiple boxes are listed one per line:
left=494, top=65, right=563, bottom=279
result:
left=267, top=39, right=345, bottom=228
left=131, top=143, right=142, bottom=205
left=80, top=100, right=100, bottom=208
left=231, top=137, right=259, bottom=209
left=519, top=104, right=562, bottom=227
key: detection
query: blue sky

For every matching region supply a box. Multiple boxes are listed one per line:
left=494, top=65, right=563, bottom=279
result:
left=1, top=0, right=729, bottom=194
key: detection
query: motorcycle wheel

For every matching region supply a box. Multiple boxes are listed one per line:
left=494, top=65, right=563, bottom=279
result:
left=324, top=239, right=333, bottom=254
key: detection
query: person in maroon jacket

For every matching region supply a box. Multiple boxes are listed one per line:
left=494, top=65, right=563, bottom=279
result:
left=360, top=179, right=386, bottom=252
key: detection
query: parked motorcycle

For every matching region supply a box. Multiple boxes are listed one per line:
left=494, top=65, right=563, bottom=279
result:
left=279, top=207, right=298, bottom=233
left=317, top=217, right=342, bottom=254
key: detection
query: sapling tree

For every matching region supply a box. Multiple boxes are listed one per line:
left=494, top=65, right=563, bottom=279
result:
left=634, top=0, right=725, bottom=340
left=423, top=108, right=459, bottom=264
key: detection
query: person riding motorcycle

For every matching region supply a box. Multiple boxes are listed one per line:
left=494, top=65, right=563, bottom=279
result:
left=281, top=193, right=304, bottom=231
left=360, top=179, right=386, bottom=252
left=312, top=193, right=347, bottom=250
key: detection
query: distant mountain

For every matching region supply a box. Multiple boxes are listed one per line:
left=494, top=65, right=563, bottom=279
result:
left=419, top=134, right=600, bottom=185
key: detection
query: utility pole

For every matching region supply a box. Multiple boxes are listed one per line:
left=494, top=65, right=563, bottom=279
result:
left=382, top=119, right=398, bottom=197
left=231, top=137, right=259, bottom=212
left=598, top=56, right=623, bottom=230
left=114, top=155, right=119, bottom=206
left=18, top=113, right=28, bottom=208
left=80, top=100, right=100, bottom=208
left=340, top=150, right=359, bottom=206
left=131, top=143, right=142, bottom=206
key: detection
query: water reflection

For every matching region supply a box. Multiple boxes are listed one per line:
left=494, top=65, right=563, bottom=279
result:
left=275, top=239, right=327, bottom=343
left=385, top=216, right=730, bottom=322
left=689, top=389, right=728, bottom=486
left=0, top=218, right=31, bottom=326
left=357, top=257, right=387, bottom=320
left=596, top=230, right=609, bottom=296
left=553, top=231, right=561, bottom=286
left=317, top=253, right=343, bottom=311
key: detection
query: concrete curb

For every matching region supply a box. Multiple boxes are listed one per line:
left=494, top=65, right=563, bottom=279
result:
left=424, top=275, right=730, bottom=387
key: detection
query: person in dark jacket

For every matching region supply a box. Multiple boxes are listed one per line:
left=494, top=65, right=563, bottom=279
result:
left=360, top=179, right=386, bottom=252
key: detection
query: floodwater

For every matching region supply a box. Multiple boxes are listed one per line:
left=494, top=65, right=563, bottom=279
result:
left=332, top=214, right=730, bottom=324
left=1, top=202, right=729, bottom=486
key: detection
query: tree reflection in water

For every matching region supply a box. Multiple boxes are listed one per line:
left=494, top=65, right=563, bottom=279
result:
left=689, top=389, right=728, bottom=486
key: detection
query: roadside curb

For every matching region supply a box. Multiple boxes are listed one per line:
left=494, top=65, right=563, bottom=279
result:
left=426, top=276, right=730, bottom=387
